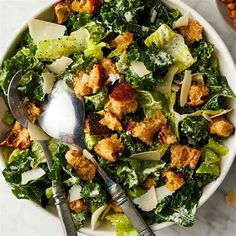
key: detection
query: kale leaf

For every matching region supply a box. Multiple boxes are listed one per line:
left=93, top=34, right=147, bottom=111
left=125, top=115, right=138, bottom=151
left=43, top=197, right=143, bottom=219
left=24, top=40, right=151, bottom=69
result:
left=180, top=116, right=209, bottom=147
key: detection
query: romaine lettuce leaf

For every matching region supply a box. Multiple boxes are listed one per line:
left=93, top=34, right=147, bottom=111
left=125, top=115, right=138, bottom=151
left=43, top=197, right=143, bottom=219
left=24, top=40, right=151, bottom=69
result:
left=145, top=24, right=195, bottom=72
left=106, top=214, right=137, bottom=236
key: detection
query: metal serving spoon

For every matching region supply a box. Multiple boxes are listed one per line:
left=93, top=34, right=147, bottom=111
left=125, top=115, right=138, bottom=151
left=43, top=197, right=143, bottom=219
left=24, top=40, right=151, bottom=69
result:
left=38, top=80, right=155, bottom=236
left=8, top=71, right=77, bottom=236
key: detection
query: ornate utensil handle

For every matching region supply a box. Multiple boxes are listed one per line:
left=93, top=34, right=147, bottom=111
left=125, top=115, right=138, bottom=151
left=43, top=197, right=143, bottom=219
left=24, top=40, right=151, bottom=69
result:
left=52, top=182, right=78, bottom=236
left=109, top=183, right=155, bottom=236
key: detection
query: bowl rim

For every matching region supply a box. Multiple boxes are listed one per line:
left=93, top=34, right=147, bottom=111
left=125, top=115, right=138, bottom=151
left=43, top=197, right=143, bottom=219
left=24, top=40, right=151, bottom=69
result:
left=0, top=0, right=236, bottom=234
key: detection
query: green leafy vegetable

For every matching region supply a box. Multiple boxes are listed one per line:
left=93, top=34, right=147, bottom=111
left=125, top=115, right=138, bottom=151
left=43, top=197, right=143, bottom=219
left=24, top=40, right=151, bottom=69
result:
left=72, top=212, right=87, bottom=229
left=2, top=111, right=14, bottom=125
left=180, top=116, right=209, bottom=147
left=31, top=141, right=46, bottom=168
left=18, top=71, right=45, bottom=103
left=106, top=214, right=137, bottom=236
left=85, top=132, right=99, bottom=150
left=206, top=138, right=229, bottom=156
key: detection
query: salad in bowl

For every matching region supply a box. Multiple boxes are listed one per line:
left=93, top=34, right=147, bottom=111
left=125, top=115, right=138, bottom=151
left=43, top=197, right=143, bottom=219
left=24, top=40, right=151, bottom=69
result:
left=0, top=0, right=236, bottom=235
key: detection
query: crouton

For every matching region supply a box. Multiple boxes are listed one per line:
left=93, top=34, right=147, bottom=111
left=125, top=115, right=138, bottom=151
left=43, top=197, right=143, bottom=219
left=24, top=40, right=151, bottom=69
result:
left=127, top=110, right=166, bottom=144
left=162, top=170, right=185, bottom=192
left=100, top=57, right=118, bottom=78
left=74, top=71, right=92, bottom=97
left=187, top=83, right=209, bottom=107
left=0, top=122, right=30, bottom=150
left=170, top=144, right=201, bottom=169
left=159, top=124, right=177, bottom=145
left=143, top=177, right=157, bottom=189
left=88, top=64, right=103, bottom=93
left=112, top=32, right=134, bottom=52
left=71, top=0, right=101, bottom=15
left=54, top=0, right=71, bottom=24
left=68, top=199, right=88, bottom=213
left=99, top=111, right=123, bottom=131
left=106, top=82, right=138, bottom=118
left=94, top=135, right=124, bottom=161
left=85, top=112, right=112, bottom=136
left=65, top=150, right=96, bottom=181
left=209, top=116, right=234, bottom=137
left=23, top=98, right=43, bottom=123
left=178, top=19, right=203, bottom=44
left=110, top=201, right=123, bottom=213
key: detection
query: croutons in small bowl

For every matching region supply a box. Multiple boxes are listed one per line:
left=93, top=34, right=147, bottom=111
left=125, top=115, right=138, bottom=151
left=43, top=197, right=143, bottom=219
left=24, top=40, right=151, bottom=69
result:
left=0, top=0, right=236, bottom=235
left=215, top=0, right=236, bottom=35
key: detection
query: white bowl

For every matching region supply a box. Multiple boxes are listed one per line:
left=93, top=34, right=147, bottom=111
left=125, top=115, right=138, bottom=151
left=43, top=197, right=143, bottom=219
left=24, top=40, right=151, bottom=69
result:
left=0, top=0, right=236, bottom=235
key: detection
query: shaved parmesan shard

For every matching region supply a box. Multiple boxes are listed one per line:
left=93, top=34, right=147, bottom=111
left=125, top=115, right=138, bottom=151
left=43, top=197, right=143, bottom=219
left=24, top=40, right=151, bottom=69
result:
left=180, top=70, right=192, bottom=107
left=68, top=185, right=82, bottom=202
left=173, top=12, right=190, bottom=29
left=124, top=12, right=133, bottom=22
left=21, top=167, right=45, bottom=185
left=131, top=150, right=166, bottom=161
left=91, top=204, right=108, bottom=230
left=155, top=185, right=174, bottom=203
left=28, top=122, right=50, bottom=141
left=107, top=74, right=120, bottom=85
left=42, top=72, right=55, bottom=94
left=28, top=19, right=66, bottom=44
left=133, top=186, right=157, bottom=212
left=226, top=188, right=236, bottom=208
left=130, top=61, right=151, bottom=77
left=47, top=56, right=73, bottom=74
left=150, top=9, right=157, bottom=23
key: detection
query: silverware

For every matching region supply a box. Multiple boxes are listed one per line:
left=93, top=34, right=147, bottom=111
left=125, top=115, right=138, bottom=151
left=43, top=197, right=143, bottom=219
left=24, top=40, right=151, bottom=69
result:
left=7, top=71, right=77, bottom=236
left=38, top=80, right=155, bottom=236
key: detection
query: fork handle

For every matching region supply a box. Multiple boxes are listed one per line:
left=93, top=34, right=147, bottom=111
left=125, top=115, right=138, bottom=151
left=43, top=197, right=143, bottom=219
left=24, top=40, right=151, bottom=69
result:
left=52, top=182, right=78, bottom=236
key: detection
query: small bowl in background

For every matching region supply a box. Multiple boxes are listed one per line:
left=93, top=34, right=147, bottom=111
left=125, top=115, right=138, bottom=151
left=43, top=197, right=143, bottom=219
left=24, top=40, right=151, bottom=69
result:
left=215, top=0, right=236, bottom=35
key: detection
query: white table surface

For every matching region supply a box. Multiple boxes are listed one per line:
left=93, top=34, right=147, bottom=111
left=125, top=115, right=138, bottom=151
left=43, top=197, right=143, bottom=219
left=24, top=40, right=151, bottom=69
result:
left=0, top=0, right=236, bottom=236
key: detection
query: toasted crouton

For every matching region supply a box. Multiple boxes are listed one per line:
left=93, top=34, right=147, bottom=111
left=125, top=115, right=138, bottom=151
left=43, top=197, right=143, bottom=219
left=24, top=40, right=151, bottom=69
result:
left=94, top=135, right=124, bottom=161
left=187, top=83, right=209, bottom=107
left=100, top=57, right=118, bottom=78
left=74, top=71, right=92, bottom=97
left=88, top=64, right=103, bottom=93
left=112, top=32, right=134, bottom=52
left=162, top=170, right=185, bottom=192
left=110, top=201, right=123, bottom=213
left=85, top=112, right=112, bottom=136
left=68, top=199, right=88, bottom=213
left=209, top=116, right=234, bottom=138
left=178, top=19, right=203, bottom=44
left=65, top=150, right=96, bottom=181
left=170, top=144, right=201, bottom=169
left=0, top=122, right=30, bottom=150
left=23, top=98, right=43, bottom=123
left=54, top=0, right=71, bottom=24
left=106, top=82, right=138, bottom=118
left=71, top=0, right=101, bottom=15
left=143, top=177, right=157, bottom=189
left=159, top=124, right=177, bottom=145
left=127, top=110, right=166, bottom=144
left=99, top=111, right=123, bottom=131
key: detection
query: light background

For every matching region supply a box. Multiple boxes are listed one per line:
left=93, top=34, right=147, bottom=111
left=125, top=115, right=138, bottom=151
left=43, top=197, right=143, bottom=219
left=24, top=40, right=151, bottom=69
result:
left=0, top=0, right=236, bottom=236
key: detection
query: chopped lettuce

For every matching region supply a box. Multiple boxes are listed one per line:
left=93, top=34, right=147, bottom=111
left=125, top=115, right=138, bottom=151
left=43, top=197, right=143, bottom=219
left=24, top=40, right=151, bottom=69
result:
left=206, top=138, right=229, bottom=156
left=145, top=24, right=195, bottom=72
left=84, top=42, right=108, bottom=60
left=31, top=141, right=46, bottom=168
left=84, top=132, right=99, bottom=150
left=2, top=111, right=14, bottom=125
left=106, top=214, right=137, bottom=236
left=72, top=212, right=87, bottom=230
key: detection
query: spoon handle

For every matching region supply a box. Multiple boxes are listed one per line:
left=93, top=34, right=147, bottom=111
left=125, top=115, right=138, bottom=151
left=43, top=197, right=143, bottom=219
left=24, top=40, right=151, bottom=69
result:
left=109, top=183, right=155, bottom=236
left=82, top=149, right=155, bottom=236
left=39, top=141, right=77, bottom=236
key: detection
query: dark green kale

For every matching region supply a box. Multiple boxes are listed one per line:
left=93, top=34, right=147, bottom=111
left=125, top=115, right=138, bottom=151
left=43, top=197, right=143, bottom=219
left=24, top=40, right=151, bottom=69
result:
left=124, top=45, right=174, bottom=90
left=2, top=150, right=50, bottom=206
left=17, top=71, right=45, bottom=103
left=180, top=116, right=209, bottom=147
left=120, top=132, right=147, bottom=155
left=80, top=181, right=107, bottom=212
left=71, top=212, right=88, bottom=229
